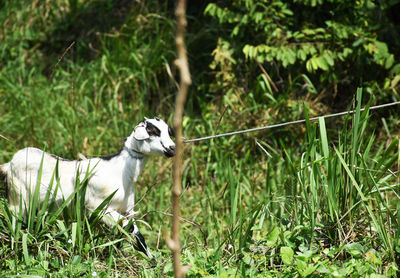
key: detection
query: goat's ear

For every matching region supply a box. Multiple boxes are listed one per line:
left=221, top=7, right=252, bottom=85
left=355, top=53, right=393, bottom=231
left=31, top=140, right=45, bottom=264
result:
left=134, top=126, right=150, bottom=141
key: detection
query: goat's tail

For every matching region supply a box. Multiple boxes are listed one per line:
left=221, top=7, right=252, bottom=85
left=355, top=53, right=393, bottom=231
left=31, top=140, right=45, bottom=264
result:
left=0, top=163, right=9, bottom=198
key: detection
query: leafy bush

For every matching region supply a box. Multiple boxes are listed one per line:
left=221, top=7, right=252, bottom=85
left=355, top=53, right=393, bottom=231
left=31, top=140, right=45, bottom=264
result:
left=204, top=0, right=400, bottom=107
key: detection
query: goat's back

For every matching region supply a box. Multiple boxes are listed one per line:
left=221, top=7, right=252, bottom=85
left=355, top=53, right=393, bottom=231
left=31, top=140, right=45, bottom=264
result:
left=6, top=147, right=78, bottom=204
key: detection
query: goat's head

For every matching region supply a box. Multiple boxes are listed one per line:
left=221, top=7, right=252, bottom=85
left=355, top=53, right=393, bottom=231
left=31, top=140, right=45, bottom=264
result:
left=127, top=117, right=176, bottom=157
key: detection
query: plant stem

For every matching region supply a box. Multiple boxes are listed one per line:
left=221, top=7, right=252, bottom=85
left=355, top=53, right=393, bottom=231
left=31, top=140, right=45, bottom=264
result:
left=170, top=0, right=191, bottom=277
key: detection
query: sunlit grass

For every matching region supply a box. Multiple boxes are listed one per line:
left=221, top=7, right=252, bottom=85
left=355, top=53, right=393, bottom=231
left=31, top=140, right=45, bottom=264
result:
left=1, top=89, right=399, bottom=276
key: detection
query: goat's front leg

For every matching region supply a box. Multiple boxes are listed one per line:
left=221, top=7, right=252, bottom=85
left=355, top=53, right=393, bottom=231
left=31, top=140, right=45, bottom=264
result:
left=102, top=209, right=154, bottom=262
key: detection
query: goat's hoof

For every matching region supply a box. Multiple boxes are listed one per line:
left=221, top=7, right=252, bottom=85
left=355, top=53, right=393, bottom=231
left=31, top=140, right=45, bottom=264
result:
left=149, top=257, right=157, bottom=266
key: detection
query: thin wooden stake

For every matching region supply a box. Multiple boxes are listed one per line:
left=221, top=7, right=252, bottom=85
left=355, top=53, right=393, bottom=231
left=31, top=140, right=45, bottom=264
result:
left=168, top=0, right=191, bottom=277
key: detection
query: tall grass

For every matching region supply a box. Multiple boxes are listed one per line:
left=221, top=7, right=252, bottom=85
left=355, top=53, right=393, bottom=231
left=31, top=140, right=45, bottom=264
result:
left=0, top=0, right=176, bottom=162
left=1, top=90, right=399, bottom=276
left=155, top=88, right=399, bottom=276
left=0, top=159, right=151, bottom=276
left=296, top=89, right=398, bottom=258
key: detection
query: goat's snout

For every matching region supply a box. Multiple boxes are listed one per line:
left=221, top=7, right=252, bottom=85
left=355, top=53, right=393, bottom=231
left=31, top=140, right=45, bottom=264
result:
left=164, top=144, right=175, bottom=158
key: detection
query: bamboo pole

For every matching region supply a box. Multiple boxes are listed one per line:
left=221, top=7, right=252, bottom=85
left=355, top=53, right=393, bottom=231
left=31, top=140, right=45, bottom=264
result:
left=168, top=0, right=191, bottom=277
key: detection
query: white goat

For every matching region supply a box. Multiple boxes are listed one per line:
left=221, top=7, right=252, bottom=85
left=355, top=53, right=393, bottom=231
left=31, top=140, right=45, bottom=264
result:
left=0, top=117, right=175, bottom=261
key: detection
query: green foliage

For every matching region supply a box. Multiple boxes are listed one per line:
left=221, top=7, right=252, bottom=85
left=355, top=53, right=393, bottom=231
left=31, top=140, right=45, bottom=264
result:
left=178, top=89, right=399, bottom=277
left=0, top=0, right=176, bottom=161
left=204, top=0, right=400, bottom=112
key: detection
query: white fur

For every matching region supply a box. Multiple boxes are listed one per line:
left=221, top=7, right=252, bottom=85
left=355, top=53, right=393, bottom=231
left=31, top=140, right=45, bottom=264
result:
left=0, top=118, right=175, bottom=260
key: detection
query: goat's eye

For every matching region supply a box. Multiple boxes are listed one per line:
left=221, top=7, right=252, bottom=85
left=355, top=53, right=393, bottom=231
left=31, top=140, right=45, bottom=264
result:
left=146, top=122, right=161, bottom=137
left=168, top=127, right=175, bottom=138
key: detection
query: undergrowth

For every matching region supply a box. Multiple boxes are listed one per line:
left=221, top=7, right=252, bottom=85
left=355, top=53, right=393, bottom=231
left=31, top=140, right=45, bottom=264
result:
left=0, top=0, right=399, bottom=277
left=2, top=88, right=398, bottom=277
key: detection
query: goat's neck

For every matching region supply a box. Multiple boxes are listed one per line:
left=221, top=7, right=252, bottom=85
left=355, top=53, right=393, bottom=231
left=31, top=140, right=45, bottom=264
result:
left=120, top=147, right=148, bottom=185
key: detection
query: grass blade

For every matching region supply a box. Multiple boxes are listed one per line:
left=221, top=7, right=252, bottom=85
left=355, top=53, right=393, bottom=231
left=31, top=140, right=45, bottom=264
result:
left=334, top=147, right=392, bottom=255
left=22, top=233, right=30, bottom=265
left=89, top=189, right=118, bottom=228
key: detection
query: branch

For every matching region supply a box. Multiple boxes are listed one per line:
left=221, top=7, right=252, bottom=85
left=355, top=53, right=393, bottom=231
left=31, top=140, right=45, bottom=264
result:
left=255, top=59, right=279, bottom=93
left=169, top=0, right=191, bottom=277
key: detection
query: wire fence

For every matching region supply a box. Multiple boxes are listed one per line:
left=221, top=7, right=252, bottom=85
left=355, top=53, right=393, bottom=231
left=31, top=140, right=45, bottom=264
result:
left=184, top=101, right=400, bottom=143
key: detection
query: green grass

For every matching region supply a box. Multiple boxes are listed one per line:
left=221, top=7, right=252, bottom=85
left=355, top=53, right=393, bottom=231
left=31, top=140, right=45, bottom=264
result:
left=1, top=0, right=400, bottom=277
left=1, top=91, right=399, bottom=277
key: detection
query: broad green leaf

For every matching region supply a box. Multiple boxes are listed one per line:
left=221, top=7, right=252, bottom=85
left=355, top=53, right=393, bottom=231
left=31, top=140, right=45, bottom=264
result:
left=266, top=226, right=279, bottom=247
left=344, top=242, right=364, bottom=257
left=385, top=54, right=395, bottom=69
left=280, top=246, right=294, bottom=265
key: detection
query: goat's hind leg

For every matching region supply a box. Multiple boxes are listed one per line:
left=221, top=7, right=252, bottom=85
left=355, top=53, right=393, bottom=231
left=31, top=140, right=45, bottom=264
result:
left=102, top=210, right=155, bottom=262
left=127, top=221, right=155, bottom=263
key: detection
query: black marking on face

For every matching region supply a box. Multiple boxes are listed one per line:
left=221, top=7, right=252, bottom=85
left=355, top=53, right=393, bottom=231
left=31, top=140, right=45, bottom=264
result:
left=161, top=141, right=175, bottom=158
left=146, top=122, right=161, bottom=137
